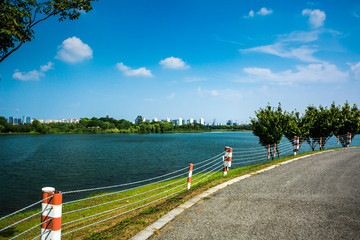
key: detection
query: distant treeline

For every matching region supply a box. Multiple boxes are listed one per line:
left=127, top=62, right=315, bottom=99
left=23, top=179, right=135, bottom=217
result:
left=0, top=117, right=252, bottom=134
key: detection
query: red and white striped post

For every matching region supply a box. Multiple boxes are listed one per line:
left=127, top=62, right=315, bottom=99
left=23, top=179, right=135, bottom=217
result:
left=337, top=135, right=339, bottom=145
left=267, top=144, right=270, bottom=159
left=347, top=132, right=352, bottom=147
left=222, top=163, right=228, bottom=176
left=187, top=164, right=193, bottom=190
left=293, top=136, right=297, bottom=156
left=41, top=187, right=62, bottom=240
left=273, top=143, right=276, bottom=158
left=297, top=137, right=300, bottom=152
left=224, top=146, right=233, bottom=168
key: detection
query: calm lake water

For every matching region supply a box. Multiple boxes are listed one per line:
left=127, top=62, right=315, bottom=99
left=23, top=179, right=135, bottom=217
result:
left=0, top=132, right=258, bottom=215
left=0, top=132, right=358, bottom=216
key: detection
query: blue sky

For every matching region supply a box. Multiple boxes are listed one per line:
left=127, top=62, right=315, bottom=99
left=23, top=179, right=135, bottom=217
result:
left=1, top=0, right=360, bottom=123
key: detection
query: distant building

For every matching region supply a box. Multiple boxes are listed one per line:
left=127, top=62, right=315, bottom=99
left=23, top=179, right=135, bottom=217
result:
left=187, top=118, right=194, bottom=124
left=8, top=117, right=14, bottom=124
left=13, top=118, right=21, bottom=125
left=178, top=118, right=183, bottom=126
left=226, top=120, right=232, bottom=125
left=153, top=117, right=158, bottom=122
left=135, top=116, right=144, bottom=124
left=200, top=118, right=205, bottom=125
left=172, top=119, right=179, bottom=126
left=25, top=117, right=31, bottom=124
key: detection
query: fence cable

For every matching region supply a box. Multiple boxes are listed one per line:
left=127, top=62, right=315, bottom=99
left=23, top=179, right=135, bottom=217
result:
left=63, top=168, right=188, bottom=205
left=9, top=217, right=52, bottom=240
left=193, top=152, right=224, bottom=166
left=0, top=195, right=53, bottom=222
left=61, top=186, right=187, bottom=237
left=63, top=175, right=188, bottom=216
left=62, top=180, right=186, bottom=227
left=62, top=165, right=189, bottom=195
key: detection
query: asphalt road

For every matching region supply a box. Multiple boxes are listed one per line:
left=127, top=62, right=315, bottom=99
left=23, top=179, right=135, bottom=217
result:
left=151, top=148, right=360, bottom=240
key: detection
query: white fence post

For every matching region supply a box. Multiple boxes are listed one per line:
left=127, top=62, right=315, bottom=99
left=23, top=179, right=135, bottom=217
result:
left=41, top=187, right=62, bottom=240
left=347, top=132, right=352, bottom=147
left=224, top=146, right=233, bottom=168
left=187, top=164, right=193, bottom=190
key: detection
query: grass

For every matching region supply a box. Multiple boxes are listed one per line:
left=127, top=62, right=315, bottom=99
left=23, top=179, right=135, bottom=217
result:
left=0, top=147, right=355, bottom=239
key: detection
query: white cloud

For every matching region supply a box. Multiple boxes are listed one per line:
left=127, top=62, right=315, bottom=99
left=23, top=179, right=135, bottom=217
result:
left=56, top=37, right=93, bottom=63
left=167, top=93, right=176, bottom=99
left=302, top=9, right=326, bottom=28
left=40, top=62, right=54, bottom=72
left=243, top=10, right=254, bottom=18
left=244, top=7, right=272, bottom=18
left=242, top=62, right=348, bottom=84
left=183, top=77, right=208, bottom=82
left=13, top=70, right=42, bottom=81
left=116, top=62, right=153, bottom=77
left=159, top=57, right=190, bottom=69
left=197, top=87, right=243, bottom=99
left=350, top=62, right=360, bottom=79
left=257, top=7, right=273, bottom=16
left=279, top=31, right=319, bottom=43
left=241, top=43, right=320, bottom=62
left=13, top=62, right=54, bottom=81
left=197, top=87, right=218, bottom=97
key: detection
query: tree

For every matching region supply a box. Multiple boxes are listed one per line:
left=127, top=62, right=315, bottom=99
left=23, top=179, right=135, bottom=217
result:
left=32, top=119, right=48, bottom=133
left=302, top=104, right=336, bottom=150
left=0, top=0, right=97, bottom=63
left=250, top=103, right=286, bottom=159
left=333, top=102, right=360, bottom=147
left=283, top=111, right=309, bottom=151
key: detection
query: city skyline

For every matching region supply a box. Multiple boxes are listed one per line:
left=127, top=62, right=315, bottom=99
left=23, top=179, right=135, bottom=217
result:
left=4, top=114, right=246, bottom=126
left=1, top=1, right=360, bottom=122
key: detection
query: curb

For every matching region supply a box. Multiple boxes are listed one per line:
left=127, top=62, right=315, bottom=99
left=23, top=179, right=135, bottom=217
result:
left=130, top=148, right=344, bottom=240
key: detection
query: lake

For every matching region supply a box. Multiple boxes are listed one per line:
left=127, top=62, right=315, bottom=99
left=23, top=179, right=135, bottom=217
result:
left=0, top=132, right=357, bottom=216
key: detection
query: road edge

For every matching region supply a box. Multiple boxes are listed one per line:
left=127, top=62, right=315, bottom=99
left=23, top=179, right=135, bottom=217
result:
left=131, top=148, right=343, bottom=240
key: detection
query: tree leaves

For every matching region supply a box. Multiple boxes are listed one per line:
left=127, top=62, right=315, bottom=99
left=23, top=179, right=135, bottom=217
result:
left=0, top=0, right=97, bottom=63
left=251, top=102, right=360, bottom=151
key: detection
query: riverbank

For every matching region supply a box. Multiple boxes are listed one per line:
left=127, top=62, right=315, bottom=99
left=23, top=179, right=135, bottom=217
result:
left=0, top=129, right=251, bottom=135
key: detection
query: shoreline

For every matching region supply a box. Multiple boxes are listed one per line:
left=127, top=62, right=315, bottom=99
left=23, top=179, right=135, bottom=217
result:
left=0, top=129, right=252, bottom=136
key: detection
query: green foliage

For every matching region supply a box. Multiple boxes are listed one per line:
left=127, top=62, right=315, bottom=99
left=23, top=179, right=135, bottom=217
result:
left=0, top=116, right=249, bottom=135
left=252, top=101, right=360, bottom=151
left=0, top=0, right=97, bottom=63
left=250, top=103, right=285, bottom=146
left=302, top=103, right=339, bottom=150
left=283, top=111, right=309, bottom=144
left=332, top=102, right=360, bottom=147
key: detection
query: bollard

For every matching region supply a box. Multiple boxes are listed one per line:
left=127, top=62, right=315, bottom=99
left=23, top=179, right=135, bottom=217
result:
left=293, top=136, right=297, bottom=156
left=41, top=187, right=62, bottom=240
left=222, top=163, right=228, bottom=176
left=297, top=137, right=300, bottom=151
left=347, top=132, right=352, bottom=147
left=267, top=144, right=270, bottom=159
left=187, top=164, right=193, bottom=190
left=273, top=143, right=276, bottom=158
left=224, top=146, right=233, bottom=168
left=337, top=135, right=339, bottom=145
